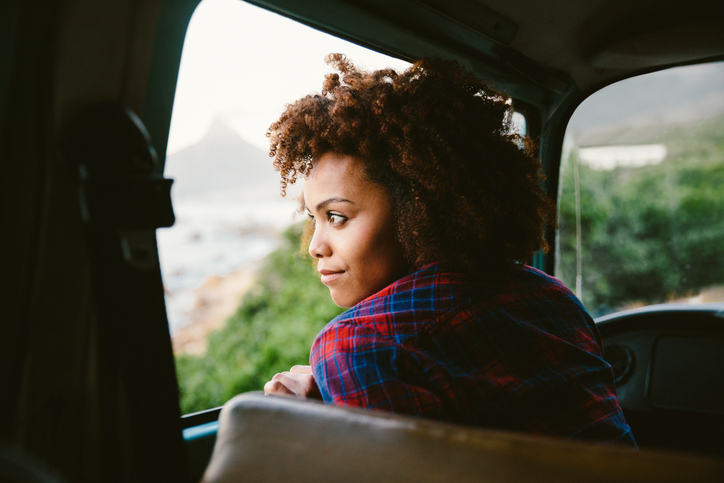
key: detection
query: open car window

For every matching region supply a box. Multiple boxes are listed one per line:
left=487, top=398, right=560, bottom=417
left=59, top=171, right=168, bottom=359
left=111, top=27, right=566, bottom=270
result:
left=158, top=0, right=409, bottom=414
left=556, top=62, right=724, bottom=317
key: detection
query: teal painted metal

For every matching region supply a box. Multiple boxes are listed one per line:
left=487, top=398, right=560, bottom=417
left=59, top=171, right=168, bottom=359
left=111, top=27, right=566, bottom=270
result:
left=183, top=421, right=220, bottom=441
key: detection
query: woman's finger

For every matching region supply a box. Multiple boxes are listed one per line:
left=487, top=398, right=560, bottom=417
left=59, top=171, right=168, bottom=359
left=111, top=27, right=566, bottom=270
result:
left=264, top=378, right=294, bottom=396
left=263, top=371, right=321, bottom=399
left=290, top=365, right=313, bottom=374
left=264, top=372, right=306, bottom=396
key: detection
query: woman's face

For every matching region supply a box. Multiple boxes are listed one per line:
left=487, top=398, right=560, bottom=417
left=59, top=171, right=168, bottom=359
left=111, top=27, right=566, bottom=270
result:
left=304, top=152, right=408, bottom=308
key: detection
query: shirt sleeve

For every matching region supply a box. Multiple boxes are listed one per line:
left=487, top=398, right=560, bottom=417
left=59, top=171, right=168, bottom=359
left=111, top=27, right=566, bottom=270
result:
left=310, top=320, right=448, bottom=420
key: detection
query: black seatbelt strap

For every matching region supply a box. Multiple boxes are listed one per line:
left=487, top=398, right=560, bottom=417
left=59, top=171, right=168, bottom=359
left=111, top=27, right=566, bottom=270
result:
left=61, top=104, right=189, bottom=482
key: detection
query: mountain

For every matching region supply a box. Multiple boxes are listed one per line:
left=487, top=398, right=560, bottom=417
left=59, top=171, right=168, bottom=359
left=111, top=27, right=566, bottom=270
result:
left=568, top=62, right=724, bottom=146
left=164, top=119, right=282, bottom=201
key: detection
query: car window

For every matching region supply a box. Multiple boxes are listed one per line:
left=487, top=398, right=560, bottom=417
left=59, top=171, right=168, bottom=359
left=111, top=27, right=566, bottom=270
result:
left=157, top=0, right=410, bottom=414
left=556, top=62, right=724, bottom=317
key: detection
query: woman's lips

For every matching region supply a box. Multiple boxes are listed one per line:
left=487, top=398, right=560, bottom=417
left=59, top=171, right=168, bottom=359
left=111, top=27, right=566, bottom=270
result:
left=319, top=270, right=344, bottom=285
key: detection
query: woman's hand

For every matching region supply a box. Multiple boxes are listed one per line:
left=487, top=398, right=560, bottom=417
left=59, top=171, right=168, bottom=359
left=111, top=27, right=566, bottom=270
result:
left=264, top=365, right=322, bottom=399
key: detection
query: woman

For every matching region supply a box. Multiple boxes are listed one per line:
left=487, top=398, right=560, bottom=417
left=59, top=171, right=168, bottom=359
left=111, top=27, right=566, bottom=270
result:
left=263, top=54, right=636, bottom=446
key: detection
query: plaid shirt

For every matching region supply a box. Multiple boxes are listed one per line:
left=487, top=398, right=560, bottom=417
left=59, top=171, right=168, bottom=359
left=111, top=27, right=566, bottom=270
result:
left=310, top=263, right=636, bottom=446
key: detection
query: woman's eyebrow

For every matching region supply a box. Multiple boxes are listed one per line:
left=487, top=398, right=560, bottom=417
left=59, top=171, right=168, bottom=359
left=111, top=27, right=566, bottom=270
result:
left=315, top=197, right=354, bottom=211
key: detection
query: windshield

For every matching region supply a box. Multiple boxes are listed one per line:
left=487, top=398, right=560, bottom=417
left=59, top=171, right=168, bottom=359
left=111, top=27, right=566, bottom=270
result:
left=556, top=62, right=724, bottom=317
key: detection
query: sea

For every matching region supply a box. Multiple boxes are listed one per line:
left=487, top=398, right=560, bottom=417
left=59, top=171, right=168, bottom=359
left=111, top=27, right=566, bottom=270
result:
left=157, top=194, right=299, bottom=334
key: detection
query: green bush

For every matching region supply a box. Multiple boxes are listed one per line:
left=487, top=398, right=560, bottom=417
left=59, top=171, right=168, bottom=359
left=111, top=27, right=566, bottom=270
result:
left=557, top=115, right=724, bottom=315
left=175, top=223, right=344, bottom=414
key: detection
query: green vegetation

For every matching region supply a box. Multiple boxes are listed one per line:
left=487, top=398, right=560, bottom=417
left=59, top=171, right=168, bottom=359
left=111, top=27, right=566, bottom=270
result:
left=557, top=115, right=724, bottom=316
left=175, top=223, right=344, bottom=414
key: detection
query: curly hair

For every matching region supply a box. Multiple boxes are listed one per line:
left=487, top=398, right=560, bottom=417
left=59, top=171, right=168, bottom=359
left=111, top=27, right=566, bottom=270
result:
left=267, top=54, right=556, bottom=274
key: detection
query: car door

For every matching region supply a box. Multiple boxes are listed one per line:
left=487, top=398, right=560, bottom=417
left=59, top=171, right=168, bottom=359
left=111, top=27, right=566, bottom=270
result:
left=1, top=1, right=197, bottom=481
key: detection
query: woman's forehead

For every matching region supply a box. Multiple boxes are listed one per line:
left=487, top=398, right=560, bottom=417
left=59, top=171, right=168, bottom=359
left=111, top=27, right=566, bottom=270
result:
left=308, top=153, right=361, bottom=180
left=304, top=155, right=362, bottom=196
left=303, top=153, right=385, bottom=210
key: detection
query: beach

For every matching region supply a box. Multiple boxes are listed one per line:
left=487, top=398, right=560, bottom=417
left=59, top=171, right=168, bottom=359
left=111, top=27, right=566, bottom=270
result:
left=171, top=260, right=262, bottom=355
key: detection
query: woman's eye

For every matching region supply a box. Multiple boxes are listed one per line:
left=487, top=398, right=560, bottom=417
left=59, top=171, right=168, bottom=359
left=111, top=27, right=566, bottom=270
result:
left=307, top=212, right=316, bottom=225
left=328, top=213, right=346, bottom=225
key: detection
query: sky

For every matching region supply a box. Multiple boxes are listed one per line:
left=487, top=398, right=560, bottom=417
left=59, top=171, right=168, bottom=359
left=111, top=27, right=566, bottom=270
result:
left=166, top=0, right=411, bottom=155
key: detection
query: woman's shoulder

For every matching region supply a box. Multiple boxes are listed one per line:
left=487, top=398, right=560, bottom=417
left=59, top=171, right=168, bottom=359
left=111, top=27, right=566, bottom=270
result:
left=321, top=262, right=588, bottom=336
left=392, top=262, right=579, bottom=304
left=507, top=265, right=586, bottom=310
left=364, top=262, right=474, bottom=311
left=319, top=263, right=463, bottom=336
left=514, top=264, right=571, bottom=288
left=330, top=263, right=579, bottom=318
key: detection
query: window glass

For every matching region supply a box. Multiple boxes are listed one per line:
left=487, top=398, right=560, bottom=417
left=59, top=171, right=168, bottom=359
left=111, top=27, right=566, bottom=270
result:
left=556, top=62, right=724, bottom=317
left=158, top=0, right=410, bottom=413
left=511, top=111, right=527, bottom=136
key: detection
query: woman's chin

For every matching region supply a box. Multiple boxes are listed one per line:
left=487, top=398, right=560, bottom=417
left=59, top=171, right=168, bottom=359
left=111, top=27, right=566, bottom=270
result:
left=328, top=289, right=359, bottom=309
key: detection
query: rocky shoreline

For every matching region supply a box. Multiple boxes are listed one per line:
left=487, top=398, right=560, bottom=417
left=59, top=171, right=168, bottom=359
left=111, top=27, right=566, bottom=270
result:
left=171, top=260, right=262, bottom=355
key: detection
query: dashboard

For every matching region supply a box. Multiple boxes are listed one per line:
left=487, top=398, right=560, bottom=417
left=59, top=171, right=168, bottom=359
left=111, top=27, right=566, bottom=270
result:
left=597, top=303, right=724, bottom=456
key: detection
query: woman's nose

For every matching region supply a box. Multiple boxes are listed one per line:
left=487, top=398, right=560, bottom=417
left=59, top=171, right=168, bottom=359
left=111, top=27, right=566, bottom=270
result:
left=308, top=224, right=332, bottom=258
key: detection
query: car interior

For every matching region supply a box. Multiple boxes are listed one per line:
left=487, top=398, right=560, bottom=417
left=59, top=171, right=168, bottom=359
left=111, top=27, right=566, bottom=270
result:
left=2, top=0, right=723, bottom=482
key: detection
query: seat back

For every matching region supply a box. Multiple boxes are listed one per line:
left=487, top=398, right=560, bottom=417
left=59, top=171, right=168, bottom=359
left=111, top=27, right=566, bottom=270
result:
left=202, top=392, right=723, bottom=483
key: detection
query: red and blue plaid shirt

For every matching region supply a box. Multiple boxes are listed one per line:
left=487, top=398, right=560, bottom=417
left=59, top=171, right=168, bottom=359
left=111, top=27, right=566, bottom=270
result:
left=310, top=263, right=636, bottom=446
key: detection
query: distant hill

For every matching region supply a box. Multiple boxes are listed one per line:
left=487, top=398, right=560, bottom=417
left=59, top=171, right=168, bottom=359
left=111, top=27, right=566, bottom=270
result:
left=568, top=62, right=724, bottom=146
left=164, top=119, right=282, bottom=201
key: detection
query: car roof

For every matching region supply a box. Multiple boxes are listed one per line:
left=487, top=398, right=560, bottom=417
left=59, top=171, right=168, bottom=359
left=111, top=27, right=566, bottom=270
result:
left=250, top=0, right=724, bottom=104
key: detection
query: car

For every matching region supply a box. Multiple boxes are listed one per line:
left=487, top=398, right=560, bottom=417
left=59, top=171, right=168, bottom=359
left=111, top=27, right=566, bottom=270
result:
left=2, top=0, right=723, bottom=481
